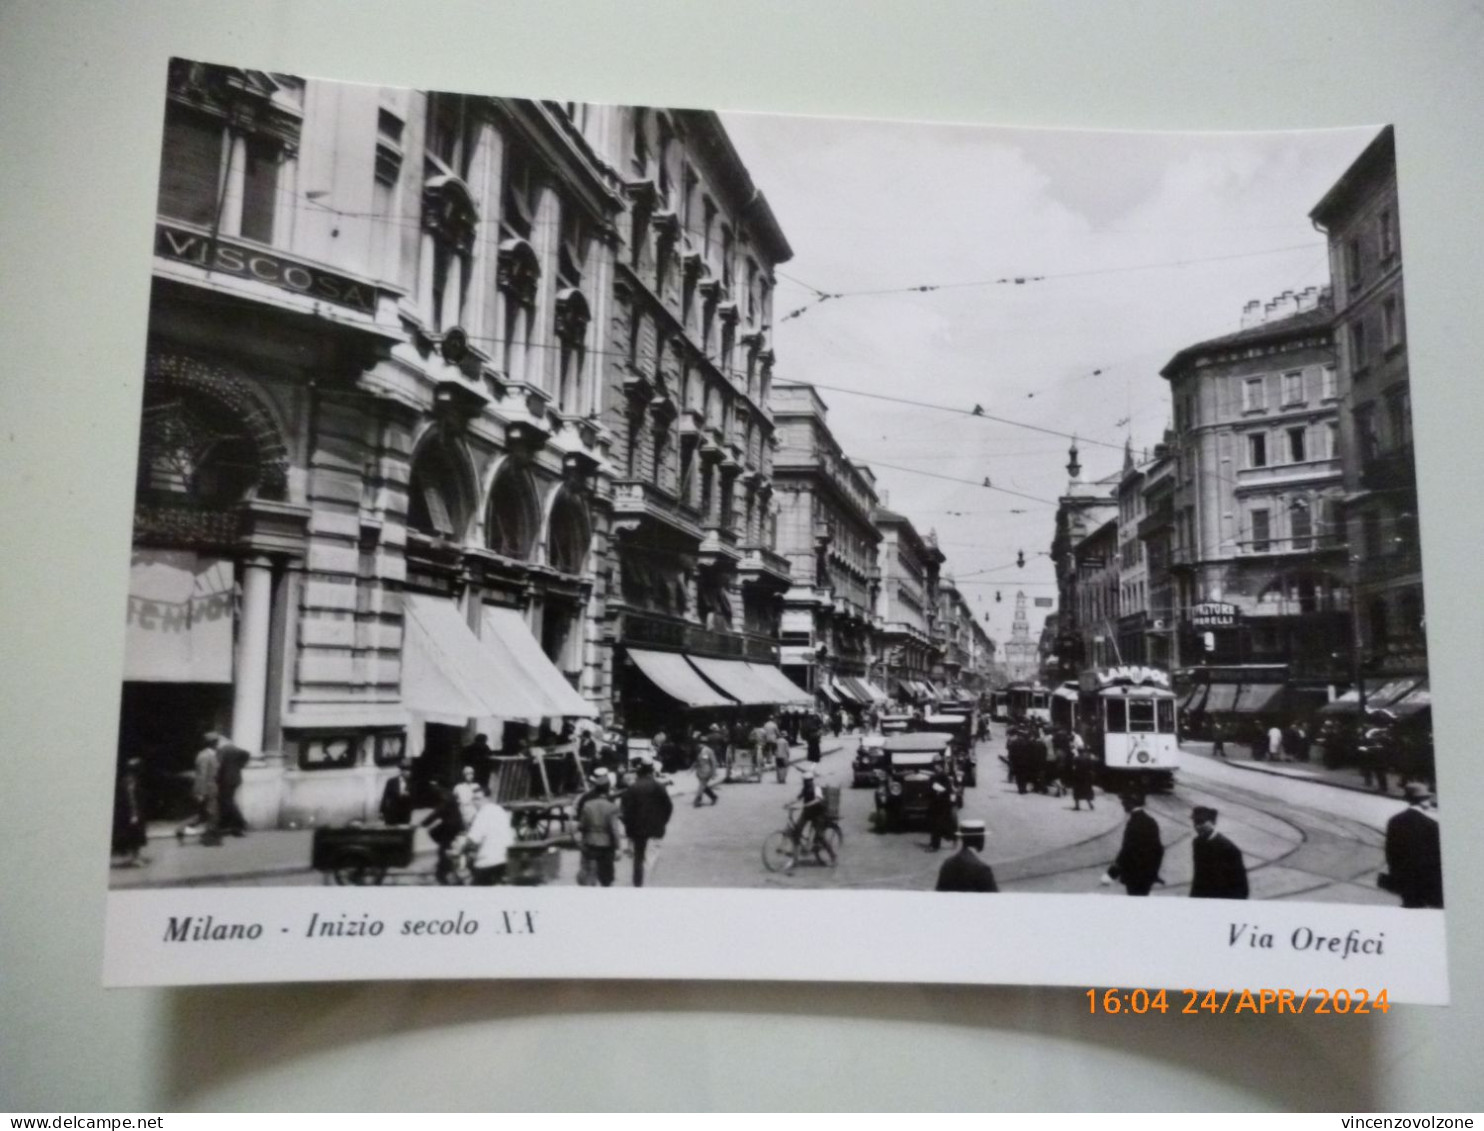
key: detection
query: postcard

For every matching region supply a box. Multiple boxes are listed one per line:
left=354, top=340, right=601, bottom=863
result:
left=104, top=59, right=1445, bottom=1002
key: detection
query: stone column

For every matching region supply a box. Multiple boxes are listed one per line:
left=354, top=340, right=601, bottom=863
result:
left=219, top=131, right=249, bottom=238
left=231, top=555, right=274, bottom=755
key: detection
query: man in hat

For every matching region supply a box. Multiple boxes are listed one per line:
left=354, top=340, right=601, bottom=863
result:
left=1105, top=790, right=1164, bottom=896
left=693, top=727, right=721, bottom=807
left=791, top=763, right=829, bottom=851
left=935, top=820, right=998, bottom=892
left=926, top=767, right=958, bottom=852
left=1189, top=806, right=1249, bottom=899
left=379, top=760, right=417, bottom=826
left=1384, top=783, right=1443, bottom=908
left=576, top=771, right=623, bottom=887
left=620, top=759, right=673, bottom=887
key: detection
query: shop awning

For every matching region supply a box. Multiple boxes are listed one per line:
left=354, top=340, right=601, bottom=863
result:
left=920, top=679, right=940, bottom=698
left=743, top=662, right=814, bottom=707
left=1231, top=683, right=1285, bottom=714
left=892, top=680, right=915, bottom=700
left=831, top=677, right=867, bottom=706
left=860, top=678, right=891, bottom=704
left=1181, top=684, right=1210, bottom=713
left=1382, top=681, right=1431, bottom=719
left=840, top=676, right=877, bottom=705
left=818, top=681, right=843, bottom=704
left=481, top=607, right=596, bottom=718
left=1319, top=678, right=1417, bottom=715
left=123, top=550, right=235, bottom=683
left=627, top=648, right=735, bottom=708
left=402, top=595, right=538, bottom=725
left=687, top=655, right=778, bottom=706
left=1201, top=683, right=1241, bottom=713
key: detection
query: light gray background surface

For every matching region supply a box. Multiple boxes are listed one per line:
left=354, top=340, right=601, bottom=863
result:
left=2, top=0, right=1482, bottom=1112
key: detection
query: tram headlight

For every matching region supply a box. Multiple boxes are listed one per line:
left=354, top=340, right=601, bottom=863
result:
left=1137, top=750, right=1150, bottom=764
left=888, top=781, right=903, bottom=797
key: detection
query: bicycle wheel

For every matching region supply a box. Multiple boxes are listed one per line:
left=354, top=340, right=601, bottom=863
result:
left=816, top=826, right=842, bottom=867
left=762, top=830, right=797, bottom=873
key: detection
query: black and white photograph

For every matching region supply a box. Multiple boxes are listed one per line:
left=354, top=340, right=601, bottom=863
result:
left=101, top=58, right=1444, bottom=996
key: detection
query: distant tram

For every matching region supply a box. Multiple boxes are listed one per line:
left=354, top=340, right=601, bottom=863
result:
left=1055, top=667, right=1180, bottom=793
left=1007, top=682, right=1052, bottom=726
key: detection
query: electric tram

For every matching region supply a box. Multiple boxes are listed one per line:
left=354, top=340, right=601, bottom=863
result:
left=1006, top=681, right=1052, bottom=726
left=1054, top=667, right=1180, bottom=793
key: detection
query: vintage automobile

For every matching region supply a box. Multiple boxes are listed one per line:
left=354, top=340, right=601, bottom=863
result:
left=852, top=732, right=888, bottom=787
left=872, top=731, right=960, bottom=832
left=919, top=712, right=977, bottom=786
left=879, top=713, right=914, bottom=735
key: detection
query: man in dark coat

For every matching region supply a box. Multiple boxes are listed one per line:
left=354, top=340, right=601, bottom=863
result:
left=925, top=775, right=958, bottom=852
left=935, top=819, right=998, bottom=892
left=619, top=760, right=674, bottom=887
left=461, top=733, right=495, bottom=792
left=1106, top=790, right=1163, bottom=896
left=379, top=761, right=417, bottom=825
left=212, top=733, right=251, bottom=838
left=1385, top=783, right=1443, bottom=908
left=1189, top=806, right=1249, bottom=899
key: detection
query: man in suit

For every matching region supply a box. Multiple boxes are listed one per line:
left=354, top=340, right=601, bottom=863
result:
left=1106, top=790, right=1163, bottom=896
left=379, top=761, right=416, bottom=825
left=935, top=819, right=998, bottom=892
left=619, top=759, right=674, bottom=887
left=211, top=732, right=251, bottom=838
left=1189, top=805, right=1249, bottom=899
left=1385, top=783, right=1443, bottom=908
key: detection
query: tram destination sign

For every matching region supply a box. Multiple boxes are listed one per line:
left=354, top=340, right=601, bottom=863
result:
left=1189, top=601, right=1239, bottom=628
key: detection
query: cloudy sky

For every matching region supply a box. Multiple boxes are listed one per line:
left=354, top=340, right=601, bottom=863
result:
left=719, top=111, right=1380, bottom=648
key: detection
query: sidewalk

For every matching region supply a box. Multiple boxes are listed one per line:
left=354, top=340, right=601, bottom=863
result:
left=1181, top=739, right=1423, bottom=800
left=113, top=735, right=853, bottom=888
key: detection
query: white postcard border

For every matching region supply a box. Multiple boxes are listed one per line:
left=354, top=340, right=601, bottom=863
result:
left=104, top=886, right=1447, bottom=1003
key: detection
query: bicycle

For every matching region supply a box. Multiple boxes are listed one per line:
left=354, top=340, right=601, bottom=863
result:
left=761, top=803, right=842, bottom=872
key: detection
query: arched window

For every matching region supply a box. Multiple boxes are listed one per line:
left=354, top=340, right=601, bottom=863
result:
left=136, top=387, right=266, bottom=509
left=486, top=462, right=540, bottom=560
left=407, top=437, right=472, bottom=540
left=547, top=490, right=592, bottom=575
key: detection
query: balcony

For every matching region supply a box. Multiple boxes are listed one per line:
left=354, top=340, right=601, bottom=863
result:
left=739, top=544, right=793, bottom=589
left=1359, top=444, right=1416, bottom=493
left=1236, top=533, right=1347, bottom=559
left=611, top=480, right=702, bottom=546
left=1233, top=456, right=1342, bottom=493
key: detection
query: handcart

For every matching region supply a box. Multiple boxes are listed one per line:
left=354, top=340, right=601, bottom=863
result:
left=312, top=824, right=415, bottom=886
left=725, top=740, right=765, bottom=783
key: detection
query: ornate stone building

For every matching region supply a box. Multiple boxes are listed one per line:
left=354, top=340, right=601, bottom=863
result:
left=770, top=383, right=885, bottom=709
left=594, top=106, right=802, bottom=733
left=1160, top=290, right=1350, bottom=711
left=874, top=509, right=945, bottom=701
left=1310, top=126, right=1426, bottom=686
left=124, top=64, right=617, bottom=826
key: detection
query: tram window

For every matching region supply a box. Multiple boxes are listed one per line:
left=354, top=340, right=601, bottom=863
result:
left=1033, top=693, right=1049, bottom=710
left=1157, top=699, right=1175, bottom=732
left=1128, top=700, right=1156, bottom=732
left=1104, top=698, right=1128, bottom=733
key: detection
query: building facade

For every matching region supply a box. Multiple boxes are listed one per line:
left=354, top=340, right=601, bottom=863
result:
left=595, top=106, right=800, bottom=733
left=874, top=509, right=945, bottom=701
left=126, top=65, right=621, bottom=825
left=770, top=383, right=884, bottom=709
left=1160, top=288, right=1349, bottom=713
left=1310, top=126, right=1426, bottom=684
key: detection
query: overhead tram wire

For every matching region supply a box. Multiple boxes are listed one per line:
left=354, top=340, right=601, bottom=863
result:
left=772, top=242, right=1322, bottom=323
left=800, top=381, right=1129, bottom=454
